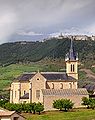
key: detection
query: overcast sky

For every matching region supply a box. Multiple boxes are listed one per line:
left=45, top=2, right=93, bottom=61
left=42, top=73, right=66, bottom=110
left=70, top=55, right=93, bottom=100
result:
left=0, top=0, right=95, bottom=43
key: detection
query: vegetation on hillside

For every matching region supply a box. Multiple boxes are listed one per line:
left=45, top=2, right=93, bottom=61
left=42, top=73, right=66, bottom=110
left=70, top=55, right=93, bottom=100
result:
left=0, top=38, right=95, bottom=68
left=0, top=38, right=95, bottom=97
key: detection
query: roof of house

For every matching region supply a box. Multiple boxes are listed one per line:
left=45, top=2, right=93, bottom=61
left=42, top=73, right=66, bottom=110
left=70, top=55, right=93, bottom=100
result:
left=41, top=73, right=76, bottom=81
left=41, top=88, right=88, bottom=96
left=15, top=73, right=35, bottom=81
left=20, top=93, right=29, bottom=99
left=14, top=72, right=76, bottom=82
left=0, top=108, right=25, bottom=118
left=0, top=111, right=15, bottom=116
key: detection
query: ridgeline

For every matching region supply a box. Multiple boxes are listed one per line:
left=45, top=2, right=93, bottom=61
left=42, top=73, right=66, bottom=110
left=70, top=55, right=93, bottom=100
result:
left=0, top=38, right=95, bottom=67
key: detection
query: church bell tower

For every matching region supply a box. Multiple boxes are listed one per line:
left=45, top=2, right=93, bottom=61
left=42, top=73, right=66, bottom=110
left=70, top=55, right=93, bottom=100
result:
left=65, top=37, right=78, bottom=80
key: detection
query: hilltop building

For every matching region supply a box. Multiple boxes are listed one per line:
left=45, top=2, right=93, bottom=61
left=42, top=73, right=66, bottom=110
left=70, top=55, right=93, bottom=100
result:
left=10, top=39, right=88, bottom=111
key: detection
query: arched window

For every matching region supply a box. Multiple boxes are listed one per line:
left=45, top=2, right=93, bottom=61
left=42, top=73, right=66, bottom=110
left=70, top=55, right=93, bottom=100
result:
left=69, top=83, right=72, bottom=89
left=71, top=64, right=72, bottom=72
left=73, top=64, right=74, bottom=72
left=52, top=83, right=54, bottom=89
left=60, top=83, right=63, bottom=89
left=24, top=90, right=26, bottom=95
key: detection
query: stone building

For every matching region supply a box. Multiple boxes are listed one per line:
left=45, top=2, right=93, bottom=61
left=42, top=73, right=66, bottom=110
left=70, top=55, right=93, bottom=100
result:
left=10, top=39, right=88, bottom=111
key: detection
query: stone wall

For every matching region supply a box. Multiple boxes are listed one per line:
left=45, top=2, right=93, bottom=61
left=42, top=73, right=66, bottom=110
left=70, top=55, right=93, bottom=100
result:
left=43, top=94, right=89, bottom=111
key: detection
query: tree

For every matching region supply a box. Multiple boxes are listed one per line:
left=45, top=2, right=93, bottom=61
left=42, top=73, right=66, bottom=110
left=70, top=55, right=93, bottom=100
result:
left=89, top=98, right=95, bottom=109
left=35, top=102, right=44, bottom=115
left=82, top=97, right=90, bottom=108
left=53, top=99, right=63, bottom=111
left=32, top=102, right=36, bottom=114
left=53, top=99, right=74, bottom=112
left=0, top=100, right=8, bottom=108
left=4, top=103, right=22, bottom=113
left=62, top=99, right=74, bottom=112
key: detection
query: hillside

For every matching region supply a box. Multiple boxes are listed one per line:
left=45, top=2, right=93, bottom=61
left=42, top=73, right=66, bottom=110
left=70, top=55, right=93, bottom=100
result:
left=0, top=38, right=95, bottom=68
left=0, top=37, right=95, bottom=97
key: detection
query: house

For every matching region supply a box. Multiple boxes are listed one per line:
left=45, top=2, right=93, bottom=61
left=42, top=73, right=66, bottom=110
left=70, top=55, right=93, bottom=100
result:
left=10, top=38, right=88, bottom=111
left=0, top=108, right=25, bottom=120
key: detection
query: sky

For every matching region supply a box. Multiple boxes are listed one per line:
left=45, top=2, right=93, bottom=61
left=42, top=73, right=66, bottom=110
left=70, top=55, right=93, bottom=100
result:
left=0, top=0, right=95, bottom=43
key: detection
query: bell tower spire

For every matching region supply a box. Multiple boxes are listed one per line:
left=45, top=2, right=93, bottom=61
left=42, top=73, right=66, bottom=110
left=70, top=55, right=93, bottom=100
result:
left=65, top=37, right=78, bottom=80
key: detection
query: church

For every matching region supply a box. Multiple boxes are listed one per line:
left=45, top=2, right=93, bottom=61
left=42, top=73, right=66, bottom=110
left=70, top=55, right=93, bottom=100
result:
left=10, top=39, right=88, bottom=111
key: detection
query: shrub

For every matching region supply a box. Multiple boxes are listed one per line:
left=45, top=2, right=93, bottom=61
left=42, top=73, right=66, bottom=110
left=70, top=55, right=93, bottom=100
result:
left=89, top=98, right=95, bottom=109
left=53, top=99, right=74, bottom=112
left=82, top=97, right=90, bottom=108
left=35, top=102, right=44, bottom=115
left=2, top=102, right=44, bottom=114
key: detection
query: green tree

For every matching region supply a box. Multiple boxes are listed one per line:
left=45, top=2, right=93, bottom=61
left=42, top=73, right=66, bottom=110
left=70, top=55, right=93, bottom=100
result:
left=53, top=99, right=74, bottom=112
left=4, top=103, right=15, bottom=111
left=62, top=99, right=74, bottom=111
left=89, top=98, right=95, bottom=109
left=35, top=102, right=44, bottom=115
left=53, top=99, right=63, bottom=111
left=82, top=97, right=90, bottom=108
left=32, top=102, right=36, bottom=114
left=0, top=100, right=8, bottom=107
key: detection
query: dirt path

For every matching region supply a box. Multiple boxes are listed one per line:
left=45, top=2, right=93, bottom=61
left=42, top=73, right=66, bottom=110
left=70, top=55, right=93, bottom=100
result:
left=80, top=69, right=95, bottom=79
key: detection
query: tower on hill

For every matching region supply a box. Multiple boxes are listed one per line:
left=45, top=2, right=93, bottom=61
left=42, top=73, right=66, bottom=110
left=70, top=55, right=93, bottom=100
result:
left=65, top=38, right=78, bottom=80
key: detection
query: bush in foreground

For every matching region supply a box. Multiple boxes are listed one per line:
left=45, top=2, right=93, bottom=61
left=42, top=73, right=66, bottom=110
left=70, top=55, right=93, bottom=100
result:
left=0, top=101, right=44, bottom=114
left=82, top=97, right=95, bottom=109
left=53, top=99, right=74, bottom=112
left=82, top=97, right=90, bottom=108
left=35, top=102, right=44, bottom=115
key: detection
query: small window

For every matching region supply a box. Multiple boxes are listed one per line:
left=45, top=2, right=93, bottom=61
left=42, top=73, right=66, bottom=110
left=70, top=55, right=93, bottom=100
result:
left=71, top=64, right=72, bottom=72
left=52, top=83, right=54, bottom=89
left=36, top=90, right=40, bottom=98
left=14, top=117, right=19, bottom=120
left=69, top=83, right=72, bottom=89
left=37, top=78, right=40, bottom=80
left=60, top=83, right=63, bottom=89
left=73, top=64, right=74, bottom=72
left=15, top=91, right=16, bottom=98
left=24, top=90, right=26, bottom=95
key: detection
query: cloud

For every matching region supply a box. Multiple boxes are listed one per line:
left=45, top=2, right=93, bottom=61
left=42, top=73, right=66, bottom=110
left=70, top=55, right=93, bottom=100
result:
left=0, top=0, right=95, bottom=43
left=17, top=31, right=43, bottom=36
left=49, top=32, right=61, bottom=37
left=0, top=11, right=18, bottom=44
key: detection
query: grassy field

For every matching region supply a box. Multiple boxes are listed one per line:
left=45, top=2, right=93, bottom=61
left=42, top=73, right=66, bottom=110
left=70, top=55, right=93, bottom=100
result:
left=22, top=109, right=95, bottom=120
left=0, top=59, right=65, bottom=90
